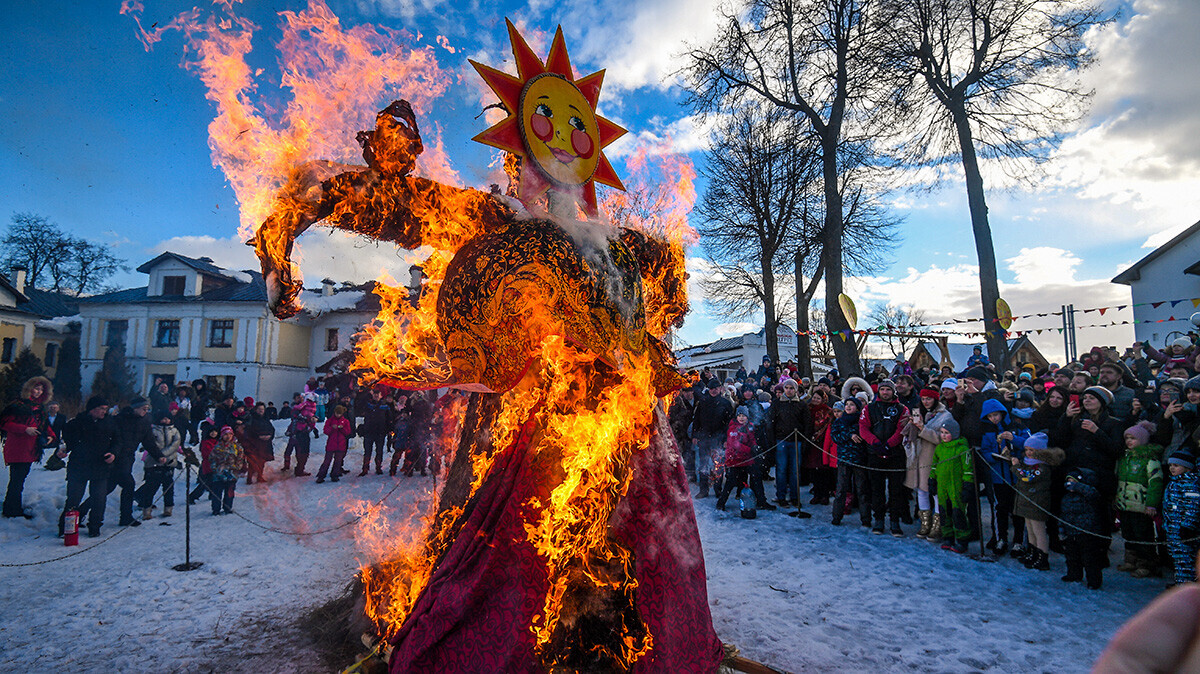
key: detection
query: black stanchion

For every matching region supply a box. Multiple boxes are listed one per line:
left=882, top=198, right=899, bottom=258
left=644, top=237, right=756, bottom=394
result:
left=173, top=461, right=203, bottom=572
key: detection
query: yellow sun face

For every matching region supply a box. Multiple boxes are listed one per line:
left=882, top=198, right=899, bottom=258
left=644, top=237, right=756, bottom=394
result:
left=520, top=74, right=600, bottom=186
left=470, top=20, right=626, bottom=216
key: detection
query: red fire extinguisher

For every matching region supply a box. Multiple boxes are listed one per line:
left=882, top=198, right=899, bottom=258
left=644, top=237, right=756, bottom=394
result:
left=63, top=509, right=79, bottom=547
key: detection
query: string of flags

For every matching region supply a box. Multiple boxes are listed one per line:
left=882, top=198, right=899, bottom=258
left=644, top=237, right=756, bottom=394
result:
left=892, top=296, right=1200, bottom=329
left=799, top=315, right=1192, bottom=342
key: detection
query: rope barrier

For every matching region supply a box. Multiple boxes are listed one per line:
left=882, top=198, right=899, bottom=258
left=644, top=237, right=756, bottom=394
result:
left=0, top=466, right=183, bottom=568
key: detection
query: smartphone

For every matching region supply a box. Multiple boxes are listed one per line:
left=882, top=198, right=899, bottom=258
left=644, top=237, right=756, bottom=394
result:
left=1070, top=394, right=1081, bottom=407
left=1169, top=390, right=1181, bottom=403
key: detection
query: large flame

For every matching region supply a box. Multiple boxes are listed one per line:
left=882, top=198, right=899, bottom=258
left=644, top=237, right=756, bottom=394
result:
left=133, top=2, right=698, bottom=667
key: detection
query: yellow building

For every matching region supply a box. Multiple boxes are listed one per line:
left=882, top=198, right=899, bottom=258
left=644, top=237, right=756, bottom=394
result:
left=0, top=269, right=79, bottom=379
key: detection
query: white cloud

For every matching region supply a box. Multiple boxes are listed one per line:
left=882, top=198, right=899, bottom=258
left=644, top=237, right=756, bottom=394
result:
left=714, top=321, right=759, bottom=337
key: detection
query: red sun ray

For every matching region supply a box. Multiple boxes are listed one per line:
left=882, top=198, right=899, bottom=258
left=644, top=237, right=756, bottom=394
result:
left=472, top=117, right=523, bottom=154
left=506, top=19, right=547, bottom=81
left=596, top=117, right=626, bottom=149
left=574, top=70, right=605, bottom=109
left=593, top=154, right=625, bottom=191
left=469, top=61, right=525, bottom=112
left=544, top=26, right=574, bottom=79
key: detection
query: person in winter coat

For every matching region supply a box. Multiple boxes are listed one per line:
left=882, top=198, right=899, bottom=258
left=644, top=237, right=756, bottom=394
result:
left=804, top=389, right=836, bottom=505
left=208, top=426, right=245, bottom=515
left=932, top=418, right=973, bottom=553
left=1, top=375, right=52, bottom=518
left=830, top=397, right=870, bottom=527
left=40, top=401, right=67, bottom=471
left=1114, top=421, right=1165, bottom=578
left=282, top=397, right=317, bottom=476
left=136, top=409, right=181, bottom=520
left=1163, top=449, right=1200, bottom=586
left=1098, top=361, right=1138, bottom=425
left=979, top=398, right=1029, bottom=555
left=1056, top=386, right=1124, bottom=519
left=239, top=403, right=276, bottom=484
left=766, top=379, right=812, bottom=517
left=188, top=423, right=219, bottom=505
left=109, top=397, right=156, bottom=527
left=668, top=386, right=697, bottom=481
left=317, top=404, right=353, bottom=483
left=860, top=379, right=909, bottom=535
left=1060, top=466, right=1107, bottom=589
left=716, top=407, right=758, bottom=513
left=906, top=390, right=953, bottom=539
left=691, top=378, right=735, bottom=499
left=188, top=379, right=210, bottom=444
left=1011, top=432, right=1064, bottom=571
left=357, top=388, right=394, bottom=477
left=1029, top=387, right=1070, bottom=437
left=149, top=380, right=171, bottom=417
left=401, top=392, right=436, bottom=477
left=171, top=385, right=194, bottom=445
left=56, top=396, right=118, bottom=537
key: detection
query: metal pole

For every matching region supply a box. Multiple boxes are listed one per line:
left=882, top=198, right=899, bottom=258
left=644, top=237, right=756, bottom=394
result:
left=1062, top=305, right=1070, bottom=365
left=1069, top=304, right=1078, bottom=362
left=173, top=461, right=203, bottom=572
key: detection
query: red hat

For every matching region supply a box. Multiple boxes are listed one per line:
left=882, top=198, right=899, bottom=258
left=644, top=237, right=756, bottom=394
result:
left=243, top=396, right=255, bottom=407
left=220, top=425, right=233, bottom=435
left=919, top=388, right=939, bottom=399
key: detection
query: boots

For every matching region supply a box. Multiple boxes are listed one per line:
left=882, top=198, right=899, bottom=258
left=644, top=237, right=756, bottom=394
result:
left=890, top=518, right=903, bottom=537
left=927, top=512, right=943, bottom=542
left=916, top=510, right=932, bottom=539
left=1021, top=547, right=1039, bottom=568
left=1062, top=564, right=1083, bottom=583
left=871, top=517, right=885, bottom=535
left=1030, top=549, right=1050, bottom=571
left=1117, top=551, right=1139, bottom=573
left=1131, top=559, right=1161, bottom=578
left=141, top=507, right=153, bottom=521
left=1085, top=566, right=1103, bottom=590
left=162, top=506, right=173, bottom=518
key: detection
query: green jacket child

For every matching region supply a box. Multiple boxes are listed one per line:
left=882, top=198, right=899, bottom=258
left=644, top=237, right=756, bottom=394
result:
left=1115, top=425, right=1164, bottom=515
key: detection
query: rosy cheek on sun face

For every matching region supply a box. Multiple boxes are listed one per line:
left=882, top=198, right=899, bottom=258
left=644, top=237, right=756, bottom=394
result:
left=571, top=128, right=594, bottom=159
left=531, top=113, right=553, bottom=142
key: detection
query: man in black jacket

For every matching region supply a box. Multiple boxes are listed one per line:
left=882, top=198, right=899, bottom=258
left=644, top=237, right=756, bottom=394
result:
left=358, top=388, right=393, bottom=476
left=691, top=379, right=733, bottom=498
left=766, top=379, right=813, bottom=517
left=105, top=397, right=156, bottom=527
left=57, top=396, right=119, bottom=537
left=668, top=385, right=697, bottom=481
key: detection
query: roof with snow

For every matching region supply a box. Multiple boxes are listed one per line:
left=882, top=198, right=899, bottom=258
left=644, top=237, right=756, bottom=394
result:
left=911, top=336, right=1041, bottom=371
left=80, top=272, right=270, bottom=304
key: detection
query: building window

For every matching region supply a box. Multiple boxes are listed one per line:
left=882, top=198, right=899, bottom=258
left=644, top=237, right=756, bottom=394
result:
left=1, top=338, right=15, bottom=363
left=163, top=275, right=186, bottom=295
left=105, top=320, right=128, bottom=348
left=208, top=319, right=234, bottom=347
left=156, top=319, right=180, bottom=347
left=44, top=342, right=58, bottom=368
left=325, top=328, right=339, bottom=351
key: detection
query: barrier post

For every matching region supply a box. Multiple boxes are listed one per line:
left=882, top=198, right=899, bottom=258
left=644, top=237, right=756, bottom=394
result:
left=173, top=462, right=203, bottom=572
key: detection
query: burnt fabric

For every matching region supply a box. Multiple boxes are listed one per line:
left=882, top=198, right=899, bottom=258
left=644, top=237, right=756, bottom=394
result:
left=388, top=409, right=723, bottom=673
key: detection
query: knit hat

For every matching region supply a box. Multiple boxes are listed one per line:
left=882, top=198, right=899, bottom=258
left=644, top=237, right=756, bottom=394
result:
left=86, top=395, right=109, bottom=412
left=1185, top=376, right=1200, bottom=393
left=333, top=404, right=347, bottom=416
left=707, top=377, right=723, bottom=390
left=1016, top=388, right=1036, bottom=405
left=939, top=417, right=961, bottom=440
left=169, top=402, right=180, bottom=413
left=818, top=377, right=833, bottom=388
left=1173, top=337, right=1192, bottom=350
left=973, top=345, right=983, bottom=352
left=736, top=405, right=749, bottom=418
left=940, top=379, right=958, bottom=390
left=1124, top=421, right=1156, bottom=446
left=919, top=388, right=939, bottom=399
left=220, top=425, right=233, bottom=435
left=964, top=366, right=991, bottom=383
left=1082, top=385, right=1113, bottom=408
left=1168, top=450, right=1196, bottom=471
left=130, top=396, right=149, bottom=410
left=877, top=379, right=896, bottom=391
left=1019, top=371, right=1032, bottom=381
left=1164, top=377, right=1188, bottom=391
left=1025, top=432, right=1049, bottom=451
left=757, top=391, right=771, bottom=403
left=1056, top=367, right=1075, bottom=379
left=833, top=401, right=845, bottom=412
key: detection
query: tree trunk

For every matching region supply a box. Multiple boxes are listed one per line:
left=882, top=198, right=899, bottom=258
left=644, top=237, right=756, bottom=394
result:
left=819, top=140, right=860, bottom=377
left=761, top=254, right=780, bottom=364
left=951, top=105, right=1008, bottom=369
left=795, top=252, right=812, bottom=379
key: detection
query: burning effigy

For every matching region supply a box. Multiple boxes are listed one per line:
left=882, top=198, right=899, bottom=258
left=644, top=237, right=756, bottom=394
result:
left=126, top=3, right=722, bottom=670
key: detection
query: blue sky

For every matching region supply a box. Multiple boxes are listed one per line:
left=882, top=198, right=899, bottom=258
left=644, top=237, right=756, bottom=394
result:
left=3, top=0, right=1198, bottom=363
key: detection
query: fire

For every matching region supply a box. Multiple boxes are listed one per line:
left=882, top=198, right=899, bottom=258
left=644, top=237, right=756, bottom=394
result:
left=134, top=3, right=699, bottom=668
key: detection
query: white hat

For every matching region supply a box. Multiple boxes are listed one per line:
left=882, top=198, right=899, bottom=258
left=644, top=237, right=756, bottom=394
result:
left=940, top=378, right=958, bottom=390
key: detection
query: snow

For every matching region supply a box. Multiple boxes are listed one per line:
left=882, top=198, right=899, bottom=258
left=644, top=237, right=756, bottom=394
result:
left=35, top=315, right=80, bottom=333
left=297, top=289, right=366, bottom=316
left=0, top=423, right=1164, bottom=672
left=219, top=269, right=255, bottom=284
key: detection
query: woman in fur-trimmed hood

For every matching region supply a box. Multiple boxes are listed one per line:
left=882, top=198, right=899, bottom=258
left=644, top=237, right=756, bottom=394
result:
left=2, top=376, right=54, bottom=518
left=840, top=377, right=873, bottom=403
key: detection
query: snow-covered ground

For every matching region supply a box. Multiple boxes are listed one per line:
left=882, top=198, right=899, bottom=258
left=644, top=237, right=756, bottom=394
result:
left=0, top=424, right=1163, bottom=672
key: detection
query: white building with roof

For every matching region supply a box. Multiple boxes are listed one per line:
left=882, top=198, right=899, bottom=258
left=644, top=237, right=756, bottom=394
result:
left=1112, top=219, right=1200, bottom=348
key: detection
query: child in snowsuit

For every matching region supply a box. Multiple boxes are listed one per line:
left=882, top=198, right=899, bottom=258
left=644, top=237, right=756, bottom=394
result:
left=932, top=418, right=973, bottom=553
left=716, top=407, right=758, bottom=514
left=1163, top=450, right=1200, bottom=586
left=188, top=422, right=218, bottom=505
left=283, top=399, right=317, bottom=476
left=1115, top=421, right=1164, bottom=578
left=317, top=405, right=353, bottom=483
left=830, top=398, right=870, bottom=527
left=979, top=398, right=1029, bottom=555
left=1060, top=467, right=1106, bottom=589
left=136, top=410, right=181, bottom=520
left=1010, top=432, right=1064, bottom=571
left=208, top=426, right=245, bottom=515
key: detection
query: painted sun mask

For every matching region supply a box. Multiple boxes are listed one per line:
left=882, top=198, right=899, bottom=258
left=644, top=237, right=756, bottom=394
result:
left=471, top=21, right=626, bottom=216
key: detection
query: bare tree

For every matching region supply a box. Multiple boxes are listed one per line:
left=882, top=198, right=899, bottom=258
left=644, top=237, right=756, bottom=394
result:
left=808, top=307, right=835, bottom=363
left=884, top=0, right=1108, bottom=365
left=683, top=0, right=900, bottom=377
left=867, top=303, right=927, bottom=359
left=697, top=107, right=814, bottom=363
left=67, top=239, right=128, bottom=295
left=4, top=213, right=128, bottom=294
